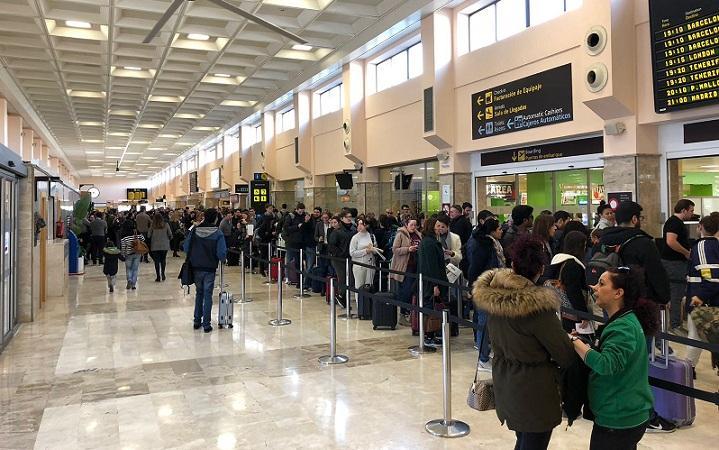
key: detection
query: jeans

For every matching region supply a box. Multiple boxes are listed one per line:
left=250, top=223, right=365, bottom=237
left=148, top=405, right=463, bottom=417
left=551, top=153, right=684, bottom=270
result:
left=590, top=422, right=647, bottom=450
left=686, top=314, right=703, bottom=366
left=661, top=259, right=688, bottom=329
left=91, top=235, right=106, bottom=263
left=286, top=248, right=300, bottom=282
left=305, top=246, right=316, bottom=269
left=396, top=275, right=416, bottom=315
left=193, top=270, right=216, bottom=328
left=124, top=254, right=141, bottom=286
left=331, top=259, right=347, bottom=299
left=514, top=430, right=553, bottom=450
left=150, top=250, right=167, bottom=279
left=474, top=308, right=491, bottom=363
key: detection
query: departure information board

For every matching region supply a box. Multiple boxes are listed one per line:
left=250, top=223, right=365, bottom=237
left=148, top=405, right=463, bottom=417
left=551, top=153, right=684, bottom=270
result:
left=650, top=0, right=719, bottom=113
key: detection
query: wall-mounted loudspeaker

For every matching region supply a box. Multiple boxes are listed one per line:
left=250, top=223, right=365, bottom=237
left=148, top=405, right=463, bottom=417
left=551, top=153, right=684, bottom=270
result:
left=585, top=26, right=607, bottom=56
left=343, top=137, right=351, bottom=153
left=585, top=63, right=608, bottom=93
left=342, top=121, right=351, bottom=134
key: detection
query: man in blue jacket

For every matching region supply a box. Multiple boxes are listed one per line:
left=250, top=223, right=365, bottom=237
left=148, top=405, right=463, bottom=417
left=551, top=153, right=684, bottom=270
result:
left=184, top=208, right=227, bottom=333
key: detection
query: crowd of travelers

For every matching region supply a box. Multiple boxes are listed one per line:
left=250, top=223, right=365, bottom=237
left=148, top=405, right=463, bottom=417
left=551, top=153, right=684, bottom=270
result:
left=76, top=196, right=719, bottom=449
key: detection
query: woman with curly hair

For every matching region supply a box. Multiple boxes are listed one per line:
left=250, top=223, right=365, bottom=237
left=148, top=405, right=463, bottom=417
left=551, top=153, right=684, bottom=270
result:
left=569, top=267, right=658, bottom=449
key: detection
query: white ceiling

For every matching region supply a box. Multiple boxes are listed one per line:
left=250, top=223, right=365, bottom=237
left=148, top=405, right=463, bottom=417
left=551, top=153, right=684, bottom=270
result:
left=0, top=0, right=420, bottom=178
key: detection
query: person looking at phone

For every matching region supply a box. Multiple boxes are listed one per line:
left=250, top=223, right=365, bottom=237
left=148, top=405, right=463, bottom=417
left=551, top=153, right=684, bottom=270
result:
left=390, top=216, right=422, bottom=326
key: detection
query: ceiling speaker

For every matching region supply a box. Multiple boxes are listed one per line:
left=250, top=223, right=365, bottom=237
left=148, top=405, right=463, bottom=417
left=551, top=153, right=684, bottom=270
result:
left=585, top=63, right=608, bottom=93
left=585, top=26, right=607, bottom=56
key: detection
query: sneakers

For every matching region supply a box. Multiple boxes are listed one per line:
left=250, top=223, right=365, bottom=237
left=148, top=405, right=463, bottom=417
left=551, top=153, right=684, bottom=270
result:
left=161, top=274, right=166, bottom=281
left=108, top=285, right=114, bottom=293
left=423, top=337, right=438, bottom=348
left=478, top=359, right=493, bottom=371
left=126, top=282, right=132, bottom=289
left=193, top=323, right=201, bottom=330
left=203, top=326, right=213, bottom=333
left=646, top=415, right=677, bottom=433
left=155, top=277, right=161, bottom=282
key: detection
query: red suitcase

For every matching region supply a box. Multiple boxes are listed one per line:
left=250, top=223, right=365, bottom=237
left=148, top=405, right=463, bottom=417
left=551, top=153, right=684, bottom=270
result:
left=270, top=257, right=282, bottom=281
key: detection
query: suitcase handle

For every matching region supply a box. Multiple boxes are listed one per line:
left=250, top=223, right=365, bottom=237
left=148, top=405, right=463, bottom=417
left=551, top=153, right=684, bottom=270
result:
left=650, top=308, right=669, bottom=369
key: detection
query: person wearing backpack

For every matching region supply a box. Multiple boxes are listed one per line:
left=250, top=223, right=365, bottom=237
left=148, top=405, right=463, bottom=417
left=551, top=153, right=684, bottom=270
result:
left=548, top=231, right=589, bottom=332
left=597, top=201, right=675, bottom=434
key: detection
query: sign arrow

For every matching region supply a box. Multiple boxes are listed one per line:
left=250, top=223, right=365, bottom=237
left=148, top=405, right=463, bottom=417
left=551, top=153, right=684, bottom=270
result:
left=476, top=111, right=484, bottom=120
left=507, top=119, right=514, bottom=129
left=477, top=126, right=485, bottom=136
left=476, top=96, right=484, bottom=106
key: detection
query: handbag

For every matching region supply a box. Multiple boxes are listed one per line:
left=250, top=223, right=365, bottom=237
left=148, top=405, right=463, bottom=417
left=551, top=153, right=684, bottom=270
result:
left=178, top=230, right=196, bottom=287
left=424, top=296, right=445, bottom=333
left=446, top=263, right=461, bottom=284
left=467, top=325, right=495, bottom=411
left=131, top=230, right=149, bottom=255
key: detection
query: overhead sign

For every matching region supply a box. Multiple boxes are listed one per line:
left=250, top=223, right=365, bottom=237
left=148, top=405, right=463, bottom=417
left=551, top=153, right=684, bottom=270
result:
left=250, top=179, right=270, bottom=211
left=126, top=188, right=147, bottom=201
left=189, top=171, right=198, bottom=193
left=650, top=0, right=719, bottom=113
left=235, top=184, right=250, bottom=194
left=254, top=172, right=268, bottom=181
left=471, top=64, right=573, bottom=140
left=486, top=183, right=516, bottom=201
left=480, top=137, right=603, bottom=166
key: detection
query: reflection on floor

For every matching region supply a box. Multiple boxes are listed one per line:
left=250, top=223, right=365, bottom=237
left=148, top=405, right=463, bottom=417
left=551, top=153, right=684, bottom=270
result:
left=0, top=258, right=716, bottom=449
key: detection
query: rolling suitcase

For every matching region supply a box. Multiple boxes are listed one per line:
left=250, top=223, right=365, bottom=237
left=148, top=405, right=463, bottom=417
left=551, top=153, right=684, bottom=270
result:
left=270, top=257, right=282, bottom=281
left=226, top=247, right=240, bottom=266
left=372, top=292, right=397, bottom=330
left=310, top=266, right=325, bottom=293
left=217, top=264, right=234, bottom=329
left=358, top=284, right=373, bottom=320
left=649, top=309, right=695, bottom=426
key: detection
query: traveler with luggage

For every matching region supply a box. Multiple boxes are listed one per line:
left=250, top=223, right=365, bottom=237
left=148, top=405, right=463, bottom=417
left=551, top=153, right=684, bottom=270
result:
left=183, top=208, right=227, bottom=333
left=661, top=199, right=695, bottom=332
left=282, top=203, right=310, bottom=286
left=327, top=215, right=351, bottom=307
left=473, top=235, right=575, bottom=450
left=119, top=220, right=145, bottom=290
left=148, top=213, right=173, bottom=282
left=569, top=266, right=658, bottom=449
left=169, top=211, right=183, bottom=257
left=417, top=217, right=449, bottom=347
left=390, top=216, right=422, bottom=326
left=350, top=218, right=378, bottom=317
left=256, top=205, right=276, bottom=278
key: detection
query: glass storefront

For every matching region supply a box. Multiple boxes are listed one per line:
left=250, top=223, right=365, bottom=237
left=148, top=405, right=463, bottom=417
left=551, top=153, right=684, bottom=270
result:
left=477, top=168, right=604, bottom=225
left=0, top=174, right=18, bottom=351
left=379, top=160, right=440, bottom=216
left=668, top=155, right=719, bottom=217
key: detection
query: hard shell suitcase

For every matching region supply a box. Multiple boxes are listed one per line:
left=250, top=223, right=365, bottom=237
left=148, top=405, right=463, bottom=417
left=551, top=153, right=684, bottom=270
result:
left=325, top=276, right=337, bottom=304
left=649, top=309, right=695, bottom=426
left=372, top=292, right=397, bottom=330
left=358, top=284, right=373, bottom=320
left=310, top=266, right=325, bottom=293
left=286, top=258, right=300, bottom=284
left=217, top=264, right=234, bottom=329
left=226, top=247, right=240, bottom=266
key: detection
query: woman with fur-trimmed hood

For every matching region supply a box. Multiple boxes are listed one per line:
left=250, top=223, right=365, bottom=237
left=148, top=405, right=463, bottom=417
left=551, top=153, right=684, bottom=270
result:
left=473, top=235, right=575, bottom=449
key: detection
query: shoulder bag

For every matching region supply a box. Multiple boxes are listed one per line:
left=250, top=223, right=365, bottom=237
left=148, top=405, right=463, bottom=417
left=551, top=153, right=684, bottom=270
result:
left=131, top=230, right=149, bottom=255
left=467, top=324, right=495, bottom=411
left=178, top=230, right=196, bottom=287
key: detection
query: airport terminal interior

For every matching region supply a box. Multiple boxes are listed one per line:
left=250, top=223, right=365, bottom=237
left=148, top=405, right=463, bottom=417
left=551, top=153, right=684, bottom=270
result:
left=1, top=0, right=719, bottom=448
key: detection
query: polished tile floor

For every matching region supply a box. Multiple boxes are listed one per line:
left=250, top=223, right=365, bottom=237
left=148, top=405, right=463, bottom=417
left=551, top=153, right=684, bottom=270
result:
left=1, top=257, right=716, bottom=449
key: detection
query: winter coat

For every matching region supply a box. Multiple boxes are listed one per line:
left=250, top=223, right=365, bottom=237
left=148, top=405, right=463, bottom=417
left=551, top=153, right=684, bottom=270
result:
left=418, top=235, right=448, bottom=301
left=183, top=224, right=228, bottom=273
left=500, top=225, right=529, bottom=266
left=148, top=223, right=173, bottom=252
left=103, top=247, right=120, bottom=276
left=686, top=236, right=719, bottom=308
left=466, top=232, right=503, bottom=286
left=599, top=226, right=670, bottom=304
left=282, top=212, right=307, bottom=249
left=438, top=232, right=462, bottom=267
left=450, top=215, right=473, bottom=246
left=256, top=214, right=275, bottom=243
left=473, top=269, right=575, bottom=432
left=549, top=254, right=589, bottom=332
left=327, top=227, right=351, bottom=259
left=390, top=227, right=422, bottom=282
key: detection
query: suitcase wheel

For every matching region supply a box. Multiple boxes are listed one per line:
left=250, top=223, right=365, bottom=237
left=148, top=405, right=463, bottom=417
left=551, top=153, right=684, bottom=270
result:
left=373, top=326, right=377, bottom=330
left=391, top=327, right=395, bottom=330
left=228, top=324, right=234, bottom=328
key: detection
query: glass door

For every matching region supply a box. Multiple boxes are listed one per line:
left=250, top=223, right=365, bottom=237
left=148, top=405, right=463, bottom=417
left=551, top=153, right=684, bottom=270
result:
left=1, top=177, right=17, bottom=346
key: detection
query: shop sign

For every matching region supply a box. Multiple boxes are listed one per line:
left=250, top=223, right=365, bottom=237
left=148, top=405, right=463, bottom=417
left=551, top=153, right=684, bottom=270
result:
left=250, top=179, right=270, bottom=211
left=126, top=188, right=147, bottom=201
left=480, top=137, right=603, bottom=167
left=471, top=64, right=573, bottom=140
left=486, top=183, right=516, bottom=201
left=649, top=0, right=719, bottom=113
left=235, top=184, right=250, bottom=194
left=592, top=184, right=605, bottom=204
left=607, top=192, right=633, bottom=210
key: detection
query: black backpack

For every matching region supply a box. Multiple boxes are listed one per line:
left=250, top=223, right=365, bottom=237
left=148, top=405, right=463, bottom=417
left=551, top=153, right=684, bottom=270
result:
left=585, top=234, right=649, bottom=286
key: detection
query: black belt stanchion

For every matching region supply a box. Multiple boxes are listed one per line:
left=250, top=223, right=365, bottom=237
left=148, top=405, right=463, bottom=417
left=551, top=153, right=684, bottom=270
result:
left=235, top=249, right=252, bottom=303
left=409, top=273, right=436, bottom=355
left=318, top=278, right=349, bottom=365
left=269, top=259, right=291, bottom=326
left=294, top=248, right=310, bottom=299
left=425, top=310, right=470, bottom=438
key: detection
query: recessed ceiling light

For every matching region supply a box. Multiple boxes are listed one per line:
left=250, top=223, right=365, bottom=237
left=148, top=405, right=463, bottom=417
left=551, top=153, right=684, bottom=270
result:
left=105, top=155, right=122, bottom=159
left=158, top=134, right=180, bottom=138
left=87, top=159, right=103, bottom=162
left=147, top=147, right=166, bottom=151
left=105, top=146, right=124, bottom=150
left=66, top=20, right=92, bottom=29
left=123, top=66, right=142, bottom=71
left=125, top=152, right=141, bottom=155
left=214, top=73, right=231, bottom=78
left=175, top=113, right=204, bottom=119
left=85, top=151, right=103, bottom=154
left=292, top=44, right=313, bottom=51
left=135, top=163, right=150, bottom=166
left=139, top=124, right=162, bottom=129
left=187, top=33, right=210, bottom=41
left=141, top=157, right=157, bottom=160
left=131, top=140, right=150, bottom=144
left=82, top=139, right=104, bottom=143
left=163, top=153, right=179, bottom=156
left=78, top=121, right=104, bottom=126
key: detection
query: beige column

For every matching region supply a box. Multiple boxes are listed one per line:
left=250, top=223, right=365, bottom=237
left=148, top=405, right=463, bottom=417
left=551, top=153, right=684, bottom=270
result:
left=33, top=137, right=43, bottom=163
left=0, top=98, right=8, bottom=146
left=17, top=166, right=36, bottom=322
left=41, top=145, right=49, bottom=167
left=22, top=128, right=34, bottom=161
left=262, top=111, right=276, bottom=178
left=438, top=172, right=473, bottom=207
left=342, top=61, right=366, bottom=165
left=295, top=90, right=312, bottom=173
left=6, top=115, right=23, bottom=156
left=421, top=9, right=454, bottom=150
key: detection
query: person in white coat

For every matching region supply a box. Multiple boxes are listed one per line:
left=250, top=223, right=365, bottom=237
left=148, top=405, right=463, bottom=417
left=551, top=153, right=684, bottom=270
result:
left=349, top=218, right=377, bottom=304
left=436, top=215, right=462, bottom=267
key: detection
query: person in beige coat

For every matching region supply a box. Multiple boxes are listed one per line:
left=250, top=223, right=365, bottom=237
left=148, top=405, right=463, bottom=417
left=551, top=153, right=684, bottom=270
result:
left=390, top=216, right=422, bottom=325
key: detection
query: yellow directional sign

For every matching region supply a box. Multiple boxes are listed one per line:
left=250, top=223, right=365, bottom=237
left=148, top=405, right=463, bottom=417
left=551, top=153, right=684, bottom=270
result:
left=485, top=106, right=494, bottom=120
left=485, top=91, right=493, bottom=104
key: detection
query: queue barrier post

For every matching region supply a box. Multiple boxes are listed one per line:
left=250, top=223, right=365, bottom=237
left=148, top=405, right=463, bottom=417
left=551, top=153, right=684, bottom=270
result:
left=425, top=310, right=470, bottom=438
left=339, top=257, right=355, bottom=319
left=409, top=273, right=436, bottom=355
left=318, top=278, right=349, bottom=365
left=269, top=259, right=291, bottom=326
left=235, top=249, right=252, bottom=303
left=294, top=248, right=310, bottom=299
left=263, top=242, right=273, bottom=285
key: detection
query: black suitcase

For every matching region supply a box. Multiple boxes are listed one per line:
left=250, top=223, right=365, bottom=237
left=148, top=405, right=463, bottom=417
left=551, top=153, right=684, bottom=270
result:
left=357, top=284, right=373, bottom=320
left=310, top=266, right=325, bottom=293
left=372, top=292, right=397, bottom=330
left=226, top=248, right=240, bottom=266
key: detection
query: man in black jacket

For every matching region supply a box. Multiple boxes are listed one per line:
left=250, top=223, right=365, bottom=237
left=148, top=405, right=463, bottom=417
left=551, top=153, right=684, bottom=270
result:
left=282, top=203, right=310, bottom=285
left=256, top=204, right=276, bottom=277
left=327, top=216, right=351, bottom=306
left=449, top=204, right=472, bottom=246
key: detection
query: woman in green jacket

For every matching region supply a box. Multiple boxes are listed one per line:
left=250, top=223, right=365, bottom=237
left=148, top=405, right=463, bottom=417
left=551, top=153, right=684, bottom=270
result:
left=570, top=267, right=658, bottom=450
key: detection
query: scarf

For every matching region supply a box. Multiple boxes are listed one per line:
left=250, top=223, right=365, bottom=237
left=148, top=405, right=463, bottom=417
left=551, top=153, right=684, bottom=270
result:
left=489, top=235, right=506, bottom=268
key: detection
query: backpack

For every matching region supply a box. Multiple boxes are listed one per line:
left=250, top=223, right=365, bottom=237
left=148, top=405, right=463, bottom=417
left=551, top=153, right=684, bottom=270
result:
left=585, top=234, right=648, bottom=286
left=384, top=225, right=398, bottom=260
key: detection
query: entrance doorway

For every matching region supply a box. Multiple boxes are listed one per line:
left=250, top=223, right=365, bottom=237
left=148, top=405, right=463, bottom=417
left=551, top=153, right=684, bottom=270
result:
left=0, top=175, right=18, bottom=351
